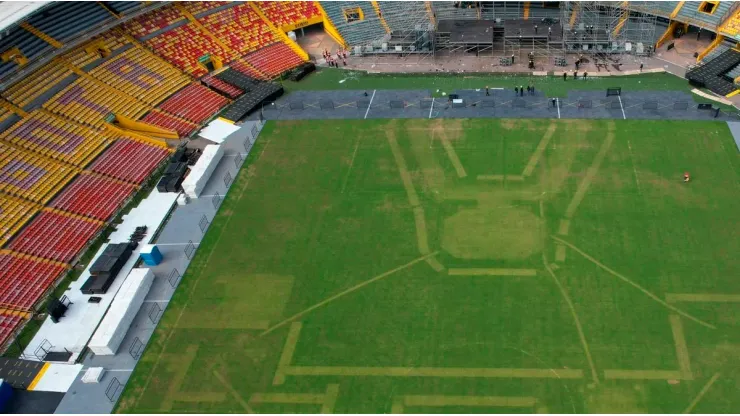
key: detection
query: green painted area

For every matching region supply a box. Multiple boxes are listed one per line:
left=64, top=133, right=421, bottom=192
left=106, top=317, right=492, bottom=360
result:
left=118, top=118, right=740, bottom=414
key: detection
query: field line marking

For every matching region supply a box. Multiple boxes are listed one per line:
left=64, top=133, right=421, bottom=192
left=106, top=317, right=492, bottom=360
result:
left=564, top=122, right=615, bottom=219
left=403, top=395, right=537, bottom=408
left=273, top=322, right=303, bottom=385
left=669, top=315, right=693, bottom=379
left=552, top=235, right=716, bottom=329
left=364, top=89, right=376, bottom=119
left=477, top=174, right=505, bottom=181
left=426, top=257, right=445, bottom=272
left=557, top=219, right=570, bottom=236
left=250, top=392, right=325, bottom=405
left=133, top=134, right=273, bottom=410
left=544, top=259, right=599, bottom=385
left=172, top=392, right=227, bottom=402
left=260, top=252, right=439, bottom=337
left=387, top=133, right=420, bottom=207
left=603, top=369, right=684, bottom=380
left=439, top=134, right=467, bottom=178
left=617, top=95, right=627, bottom=119
left=340, top=137, right=361, bottom=193
left=556, top=97, right=561, bottom=119
left=522, top=123, right=557, bottom=177
left=428, top=97, right=435, bottom=119
left=666, top=293, right=740, bottom=303
left=213, top=369, right=256, bottom=413
left=283, top=366, right=583, bottom=379
left=683, top=373, right=721, bottom=414
left=321, top=384, right=340, bottom=414
left=161, top=345, right=199, bottom=411
left=448, top=268, right=537, bottom=276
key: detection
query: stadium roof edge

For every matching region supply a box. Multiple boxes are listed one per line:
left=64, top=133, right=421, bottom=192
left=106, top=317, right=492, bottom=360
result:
left=0, top=1, right=52, bottom=32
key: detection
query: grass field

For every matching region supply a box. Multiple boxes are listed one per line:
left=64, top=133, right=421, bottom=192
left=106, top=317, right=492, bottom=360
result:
left=118, top=117, right=740, bottom=414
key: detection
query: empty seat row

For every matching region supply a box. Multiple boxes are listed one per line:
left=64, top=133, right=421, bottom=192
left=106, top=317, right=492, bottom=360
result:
left=0, top=254, right=67, bottom=311
left=89, top=138, right=170, bottom=184
left=230, top=60, right=268, bottom=80
left=200, top=3, right=277, bottom=55
left=141, top=109, right=199, bottom=137
left=157, top=83, right=230, bottom=123
left=0, top=194, right=39, bottom=248
left=182, top=1, right=230, bottom=17
left=50, top=172, right=136, bottom=220
left=8, top=211, right=101, bottom=263
left=239, top=42, right=305, bottom=79
left=27, top=2, right=112, bottom=42
left=319, top=1, right=388, bottom=46
left=123, top=4, right=186, bottom=39
left=1, top=60, right=72, bottom=109
left=89, top=47, right=191, bottom=106
left=0, top=26, right=50, bottom=81
left=102, top=1, right=142, bottom=16
left=0, top=110, right=110, bottom=167
left=145, top=23, right=237, bottom=77
left=201, top=74, right=244, bottom=98
left=0, top=142, right=77, bottom=204
left=256, top=1, right=321, bottom=29
left=44, top=78, right=150, bottom=127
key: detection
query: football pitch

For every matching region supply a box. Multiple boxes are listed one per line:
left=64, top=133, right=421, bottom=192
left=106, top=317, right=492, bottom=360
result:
left=118, top=118, right=740, bottom=413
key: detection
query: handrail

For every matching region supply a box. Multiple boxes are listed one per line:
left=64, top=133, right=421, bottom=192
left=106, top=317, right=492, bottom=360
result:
left=0, top=2, right=170, bottom=92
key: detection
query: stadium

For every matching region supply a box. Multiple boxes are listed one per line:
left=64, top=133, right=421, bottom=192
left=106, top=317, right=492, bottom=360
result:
left=0, top=0, right=737, bottom=413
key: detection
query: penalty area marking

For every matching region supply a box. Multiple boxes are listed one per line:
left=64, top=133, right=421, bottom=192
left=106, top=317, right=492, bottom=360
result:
left=666, top=294, right=740, bottom=303
left=283, top=366, right=583, bottom=379
left=392, top=394, right=538, bottom=413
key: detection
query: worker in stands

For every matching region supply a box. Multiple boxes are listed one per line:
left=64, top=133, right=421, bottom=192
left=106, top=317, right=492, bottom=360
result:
left=684, top=172, right=690, bottom=182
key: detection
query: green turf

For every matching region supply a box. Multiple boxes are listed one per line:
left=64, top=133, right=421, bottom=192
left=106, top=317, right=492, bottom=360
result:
left=281, top=68, right=705, bottom=99
left=118, top=118, right=740, bottom=414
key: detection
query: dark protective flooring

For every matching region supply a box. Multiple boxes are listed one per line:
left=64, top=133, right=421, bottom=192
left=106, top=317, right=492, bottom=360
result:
left=7, top=390, right=65, bottom=414
left=248, top=88, right=738, bottom=122
left=0, top=358, right=44, bottom=389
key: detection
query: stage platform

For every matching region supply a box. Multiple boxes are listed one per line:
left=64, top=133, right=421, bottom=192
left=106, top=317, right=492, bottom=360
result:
left=437, top=19, right=564, bottom=45
left=22, top=190, right=179, bottom=364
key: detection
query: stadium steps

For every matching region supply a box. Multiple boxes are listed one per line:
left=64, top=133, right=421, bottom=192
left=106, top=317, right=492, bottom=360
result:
left=378, top=2, right=432, bottom=33
left=319, top=1, right=388, bottom=46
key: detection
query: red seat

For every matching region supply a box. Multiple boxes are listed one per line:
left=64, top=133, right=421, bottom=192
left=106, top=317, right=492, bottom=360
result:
left=0, top=254, right=67, bottom=311
left=89, top=139, right=170, bottom=184
left=50, top=172, right=136, bottom=221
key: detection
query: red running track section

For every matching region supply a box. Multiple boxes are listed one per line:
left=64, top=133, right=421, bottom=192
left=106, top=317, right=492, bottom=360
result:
left=50, top=172, right=136, bottom=221
left=158, top=84, right=229, bottom=123
left=8, top=212, right=101, bottom=263
left=90, top=139, right=169, bottom=184
left=141, top=110, right=199, bottom=137
left=0, top=254, right=67, bottom=311
left=0, top=312, right=24, bottom=348
left=241, top=43, right=304, bottom=79
left=202, top=74, right=244, bottom=98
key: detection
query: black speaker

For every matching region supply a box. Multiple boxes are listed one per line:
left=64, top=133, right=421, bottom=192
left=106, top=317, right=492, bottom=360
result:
left=47, top=297, right=68, bottom=323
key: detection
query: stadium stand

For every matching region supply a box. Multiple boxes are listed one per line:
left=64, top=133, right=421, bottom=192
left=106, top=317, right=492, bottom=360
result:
left=89, top=138, right=169, bottom=184
left=0, top=194, right=39, bottom=248
left=256, top=1, right=322, bottom=30
left=0, top=60, right=72, bottom=109
left=25, top=2, right=111, bottom=43
left=200, top=4, right=277, bottom=56
left=626, top=1, right=677, bottom=19
left=62, top=31, right=130, bottom=69
left=103, top=1, right=144, bottom=16
left=8, top=210, right=102, bottom=263
left=123, top=4, right=186, bottom=39
left=687, top=47, right=740, bottom=95
left=378, top=2, right=432, bottom=33
left=181, top=1, right=230, bottom=18
left=157, top=83, right=230, bottom=123
left=88, top=47, right=191, bottom=106
left=0, top=253, right=68, bottom=311
left=0, top=142, right=77, bottom=204
left=431, top=1, right=479, bottom=21
left=0, top=312, right=25, bottom=348
left=720, top=12, right=740, bottom=38
left=0, top=110, right=110, bottom=168
left=676, top=1, right=733, bottom=30
left=238, top=43, right=305, bottom=79
left=201, top=74, right=245, bottom=98
left=50, top=172, right=136, bottom=221
left=43, top=77, right=150, bottom=127
left=144, top=23, right=236, bottom=77
left=319, top=1, right=388, bottom=45
left=230, top=60, right=268, bottom=80
left=141, top=109, right=199, bottom=137
left=0, top=27, right=51, bottom=79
